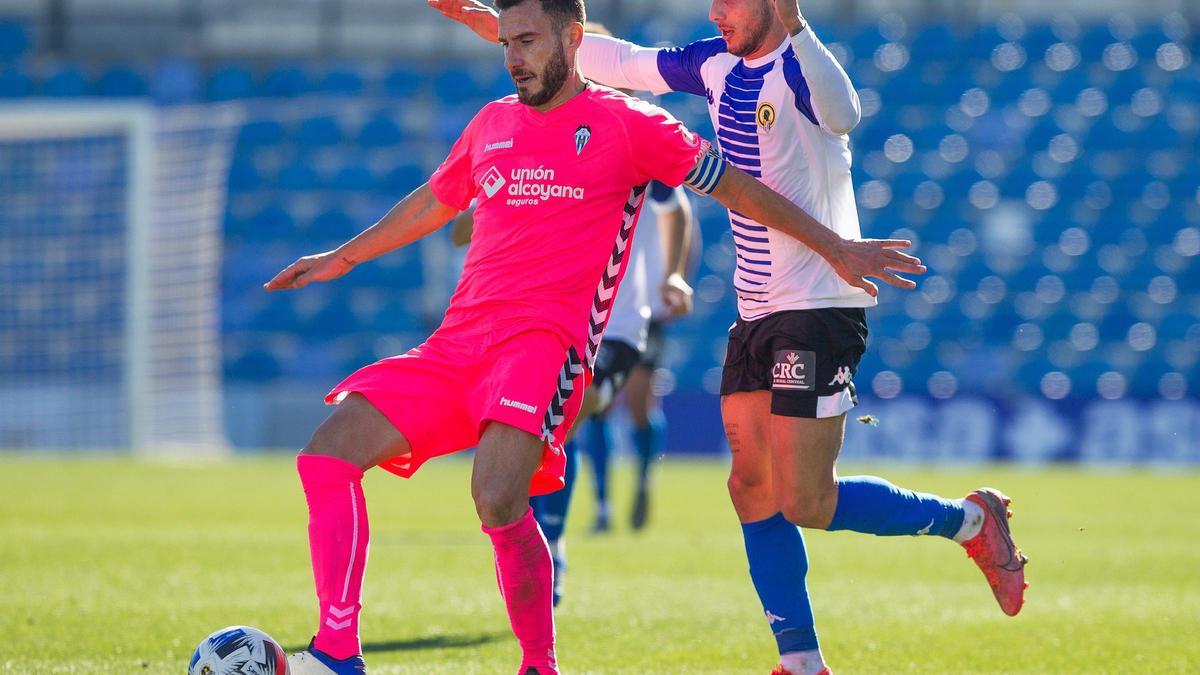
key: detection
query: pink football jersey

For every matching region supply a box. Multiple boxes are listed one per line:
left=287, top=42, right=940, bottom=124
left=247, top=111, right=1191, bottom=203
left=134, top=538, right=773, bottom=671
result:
left=429, top=84, right=709, bottom=360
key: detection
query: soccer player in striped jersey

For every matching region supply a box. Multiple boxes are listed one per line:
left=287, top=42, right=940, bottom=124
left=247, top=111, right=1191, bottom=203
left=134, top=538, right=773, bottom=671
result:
left=272, top=1, right=920, bottom=673
left=433, top=1, right=1026, bottom=673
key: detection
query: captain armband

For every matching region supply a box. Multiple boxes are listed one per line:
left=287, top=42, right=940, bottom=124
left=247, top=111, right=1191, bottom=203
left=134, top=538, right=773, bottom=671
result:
left=682, top=140, right=727, bottom=195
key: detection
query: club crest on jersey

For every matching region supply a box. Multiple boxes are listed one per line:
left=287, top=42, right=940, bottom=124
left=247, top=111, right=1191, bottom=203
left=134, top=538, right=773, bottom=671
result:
left=481, top=166, right=506, bottom=198
left=574, top=124, right=592, bottom=155
left=756, top=101, right=777, bottom=132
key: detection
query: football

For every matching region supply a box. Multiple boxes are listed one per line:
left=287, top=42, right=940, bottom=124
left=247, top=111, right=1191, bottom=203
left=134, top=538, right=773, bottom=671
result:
left=188, top=625, right=288, bottom=675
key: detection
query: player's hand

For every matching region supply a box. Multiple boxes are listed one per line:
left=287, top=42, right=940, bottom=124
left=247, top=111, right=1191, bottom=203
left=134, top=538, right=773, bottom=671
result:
left=772, top=0, right=807, bottom=35
left=827, top=239, right=926, bottom=297
left=661, top=273, right=694, bottom=319
left=427, top=0, right=501, bottom=44
left=263, top=250, right=355, bottom=291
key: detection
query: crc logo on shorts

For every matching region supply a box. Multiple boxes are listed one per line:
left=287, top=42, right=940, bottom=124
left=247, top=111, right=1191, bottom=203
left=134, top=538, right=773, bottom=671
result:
left=481, top=166, right=506, bottom=198
left=772, top=350, right=815, bottom=391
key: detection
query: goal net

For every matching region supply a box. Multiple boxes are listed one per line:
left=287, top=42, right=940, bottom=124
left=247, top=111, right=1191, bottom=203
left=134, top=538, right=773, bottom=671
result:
left=0, top=103, right=241, bottom=454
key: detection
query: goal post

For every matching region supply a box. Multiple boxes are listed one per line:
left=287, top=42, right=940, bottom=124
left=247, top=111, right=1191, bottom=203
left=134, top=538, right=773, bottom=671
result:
left=0, top=102, right=241, bottom=455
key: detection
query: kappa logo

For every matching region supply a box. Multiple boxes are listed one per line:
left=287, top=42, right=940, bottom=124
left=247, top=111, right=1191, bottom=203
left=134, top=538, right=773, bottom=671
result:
left=915, top=519, right=934, bottom=536
left=574, top=124, right=592, bottom=155
left=828, top=366, right=852, bottom=387
left=481, top=166, right=506, bottom=198
left=764, top=610, right=787, bottom=625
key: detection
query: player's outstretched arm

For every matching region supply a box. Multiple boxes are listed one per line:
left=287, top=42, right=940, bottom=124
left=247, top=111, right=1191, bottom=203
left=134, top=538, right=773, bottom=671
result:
left=265, top=183, right=459, bottom=291
left=428, top=0, right=500, bottom=43
left=706, top=164, right=925, bottom=297
left=774, top=0, right=860, bottom=134
left=658, top=193, right=695, bottom=317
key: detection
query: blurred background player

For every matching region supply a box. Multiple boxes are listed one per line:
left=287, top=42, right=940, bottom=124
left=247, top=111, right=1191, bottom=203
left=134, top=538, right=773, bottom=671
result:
left=584, top=177, right=699, bottom=534
left=434, top=1, right=1024, bottom=674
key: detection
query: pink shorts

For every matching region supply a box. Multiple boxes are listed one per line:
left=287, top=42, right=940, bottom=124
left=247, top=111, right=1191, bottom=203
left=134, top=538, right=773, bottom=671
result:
left=325, top=328, right=588, bottom=496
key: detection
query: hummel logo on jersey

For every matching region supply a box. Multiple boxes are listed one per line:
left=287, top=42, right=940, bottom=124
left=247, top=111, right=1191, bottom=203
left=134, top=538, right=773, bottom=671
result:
left=764, top=610, right=787, bottom=625
left=484, top=138, right=514, bottom=152
left=574, top=125, right=591, bottom=155
left=773, top=350, right=815, bottom=391
left=916, top=519, right=934, bottom=536
left=828, top=366, right=852, bottom=387
left=500, top=397, right=537, bottom=414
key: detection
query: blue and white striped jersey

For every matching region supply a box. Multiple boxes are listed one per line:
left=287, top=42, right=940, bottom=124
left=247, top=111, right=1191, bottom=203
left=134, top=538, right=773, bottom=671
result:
left=580, top=29, right=876, bottom=320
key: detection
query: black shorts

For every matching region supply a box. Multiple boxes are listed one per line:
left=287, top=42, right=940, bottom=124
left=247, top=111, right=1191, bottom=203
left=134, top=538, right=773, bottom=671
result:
left=720, top=308, right=868, bottom=419
left=592, top=338, right=642, bottom=408
left=637, top=319, right=665, bottom=369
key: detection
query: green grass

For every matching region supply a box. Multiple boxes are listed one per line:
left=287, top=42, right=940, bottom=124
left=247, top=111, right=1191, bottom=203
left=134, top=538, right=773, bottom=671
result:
left=1, top=455, right=1198, bottom=674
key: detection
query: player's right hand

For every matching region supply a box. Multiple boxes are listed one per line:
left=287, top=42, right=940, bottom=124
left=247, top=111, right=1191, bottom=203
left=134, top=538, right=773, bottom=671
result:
left=427, top=0, right=500, bottom=44
left=828, top=238, right=926, bottom=297
left=263, top=250, right=355, bottom=291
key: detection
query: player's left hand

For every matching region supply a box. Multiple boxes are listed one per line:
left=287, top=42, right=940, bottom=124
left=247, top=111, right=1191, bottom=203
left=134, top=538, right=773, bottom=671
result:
left=661, top=273, right=694, bottom=318
left=827, top=238, right=926, bottom=297
left=263, top=250, right=355, bottom=291
left=772, top=0, right=807, bottom=35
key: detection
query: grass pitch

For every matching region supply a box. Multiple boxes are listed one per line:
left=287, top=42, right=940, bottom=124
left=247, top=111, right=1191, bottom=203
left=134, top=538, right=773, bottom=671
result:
left=1, top=454, right=1197, bottom=674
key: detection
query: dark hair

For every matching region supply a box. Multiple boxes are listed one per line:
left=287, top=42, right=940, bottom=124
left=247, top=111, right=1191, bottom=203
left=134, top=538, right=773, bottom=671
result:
left=495, top=0, right=585, bottom=31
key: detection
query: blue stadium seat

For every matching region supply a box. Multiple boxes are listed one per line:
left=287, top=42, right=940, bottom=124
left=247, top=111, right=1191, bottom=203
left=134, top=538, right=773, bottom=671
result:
left=0, top=22, right=30, bottom=62
left=330, top=164, right=375, bottom=192
left=0, top=69, right=31, bottom=98
left=296, top=115, right=343, bottom=147
left=262, top=64, right=312, bottom=98
left=320, top=65, right=366, bottom=96
left=381, top=162, right=425, bottom=195
left=310, top=207, right=360, bottom=240
left=41, top=64, right=87, bottom=97
left=226, top=347, right=283, bottom=382
left=208, top=65, right=255, bottom=101
left=245, top=203, right=296, bottom=241
left=277, top=163, right=322, bottom=191
left=356, top=114, right=402, bottom=147
left=384, top=66, right=423, bottom=98
left=96, top=65, right=147, bottom=97
left=237, top=118, right=287, bottom=148
left=150, top=59, right=199, bottom=104
left=227, top=158, right=261, bottom=193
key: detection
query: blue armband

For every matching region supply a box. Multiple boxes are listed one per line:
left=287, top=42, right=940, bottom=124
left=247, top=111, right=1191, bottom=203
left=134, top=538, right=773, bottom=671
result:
left=683, top=142, right=726, bottom=195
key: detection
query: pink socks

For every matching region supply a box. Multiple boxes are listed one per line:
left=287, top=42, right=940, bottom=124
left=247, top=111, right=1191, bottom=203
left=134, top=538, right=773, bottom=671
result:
left=297, top=454, right=370, bottom=660
left=483, top=508, right=558, bottom=674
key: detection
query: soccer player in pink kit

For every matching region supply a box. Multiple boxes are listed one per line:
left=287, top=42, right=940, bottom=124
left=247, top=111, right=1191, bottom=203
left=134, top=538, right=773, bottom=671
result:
left=268, top=0, right=925, bottom=672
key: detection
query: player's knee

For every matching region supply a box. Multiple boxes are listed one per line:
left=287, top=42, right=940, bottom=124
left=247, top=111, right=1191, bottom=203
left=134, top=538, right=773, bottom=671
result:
left=472, top=486, right=525, bottom=528
left=727, top=471, right=771, bottom=509
left=780, top=491, right=835, bottom=529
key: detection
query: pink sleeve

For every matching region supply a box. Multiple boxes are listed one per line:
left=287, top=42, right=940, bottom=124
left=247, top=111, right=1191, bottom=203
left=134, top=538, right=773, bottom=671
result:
left=620, top=97, right=708, bottom=188
left=428, top=113, right=479, bottom=211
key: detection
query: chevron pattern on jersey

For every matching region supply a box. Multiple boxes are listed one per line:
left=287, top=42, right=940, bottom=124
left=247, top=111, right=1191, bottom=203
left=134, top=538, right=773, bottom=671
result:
left=539, top=183, right=647, bottom=442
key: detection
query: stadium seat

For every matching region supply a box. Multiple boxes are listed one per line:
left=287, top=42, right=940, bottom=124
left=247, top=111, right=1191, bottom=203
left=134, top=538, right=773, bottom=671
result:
left=41, top=64, right=88, bottom=97
left=96, top=65, right=147, bottom=97
left=295, top=115, right=343, bottom=147
left=0, top=22, right=30, bottom=62
left=277, top=163, right=322, bottom=191
left=356, top=114, right=403, bottom=147
left=0, top=69, right=31, bottom=98
left=262, top=64, right=312, bottom=98
left=208, top=64, right=255, bottom=101
left=227, top=158, right=262, bottom=193
left=150, top=59, right=199, bottom=104
left=330, top=163, right=375, bottom=192
left=237, top=118, right=287, bottom=148
left=383, top=65, right=423, bottom=98
left=319, top=65, right=366, bottom=96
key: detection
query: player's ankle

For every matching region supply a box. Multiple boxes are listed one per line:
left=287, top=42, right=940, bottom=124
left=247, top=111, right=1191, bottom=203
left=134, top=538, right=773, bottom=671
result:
left=952, top=498, right=985, bottom=543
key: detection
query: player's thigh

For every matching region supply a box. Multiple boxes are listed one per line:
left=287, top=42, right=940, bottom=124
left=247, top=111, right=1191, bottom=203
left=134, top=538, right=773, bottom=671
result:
left=304, top=392, right=413, bottom=470
left=566, top=382, right=602, bottom=442
left=471, top=422, right=547, bottom=524
left=721, top=391, right=777, bottom=522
